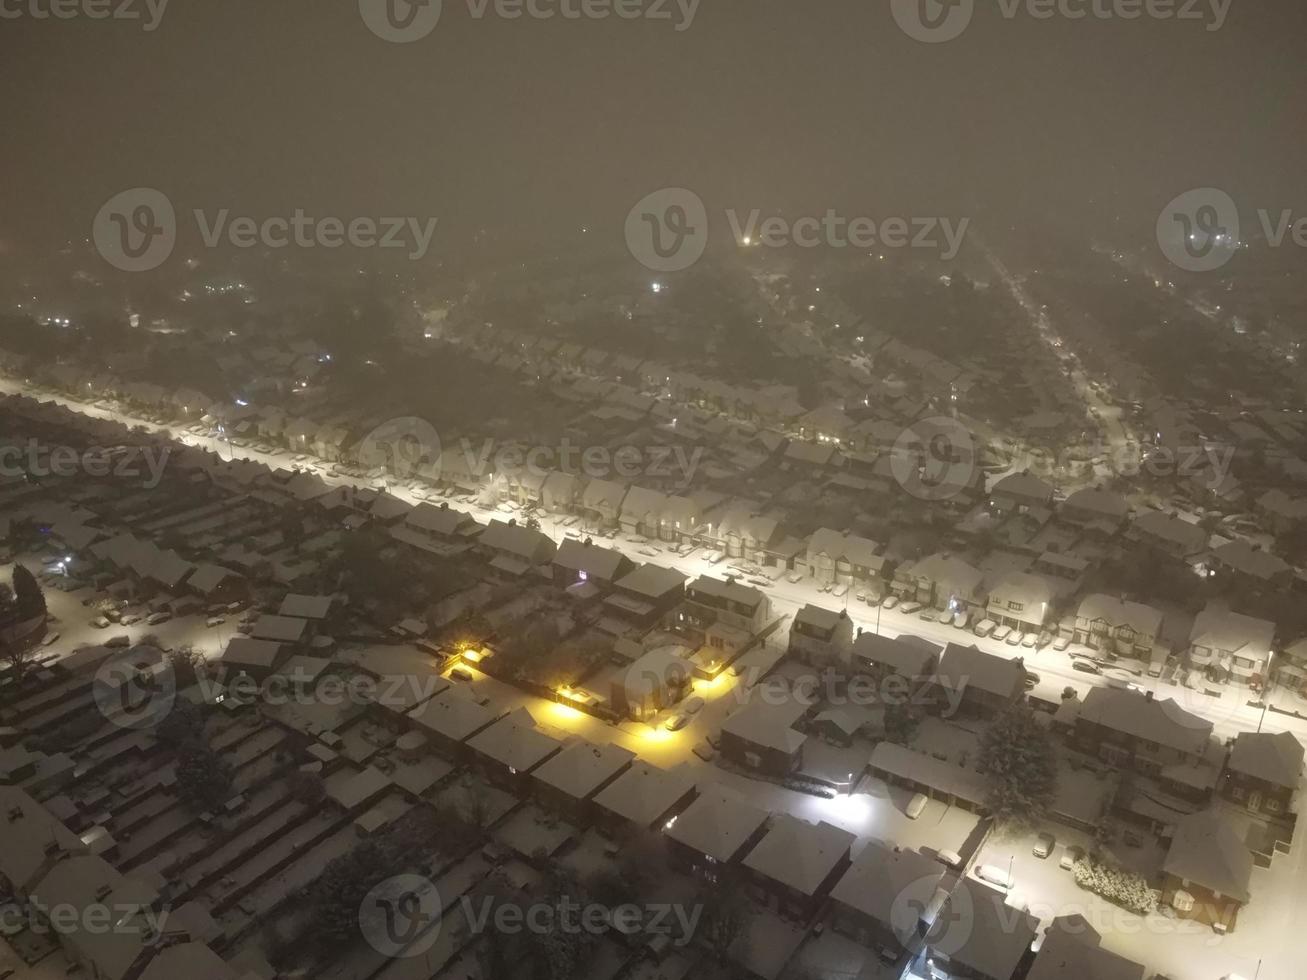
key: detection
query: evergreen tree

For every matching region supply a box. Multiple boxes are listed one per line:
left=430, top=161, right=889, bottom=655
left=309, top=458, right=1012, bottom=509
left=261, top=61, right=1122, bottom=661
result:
left=978, top=704, right=1058, bottom=833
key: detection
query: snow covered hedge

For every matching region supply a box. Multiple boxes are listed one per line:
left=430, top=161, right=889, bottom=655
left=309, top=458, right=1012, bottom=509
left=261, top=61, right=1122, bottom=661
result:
left=1071, top=858, right=1156, bottom=914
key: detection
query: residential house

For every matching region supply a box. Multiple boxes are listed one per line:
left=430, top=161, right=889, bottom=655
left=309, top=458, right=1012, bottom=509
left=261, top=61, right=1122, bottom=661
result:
left=684, top=575, right=773, bottom=634
left=593, top=761, right=697, bottom=836
left=533, top=740, right=635, bottom=824
left=867, top=741, right=990, bottom=813
left=478, top=519, right=557, bottom=576
left=551, top=538, right=634, bottom=590
left=540, top=471, right=582, bottom=513
left=1025, top=924, right=1144, bottom=980
left=742, top=815, right=854, bottom=921
left=611, top=646, right=694, bottom=722
left=658, top=494, right=702, bottom=543
left=719, top=700, right=809, bottom=776
left=1073, top=594, right=1165, bottom=659
left=1161, top=808, right=1253, bottom=932
left=1220, top=730, right=1302, bottom=817
left=407, top=690, right=502, bottom=760
left=789, top=604, right=854, bottom=665
left=1188, top=602, right=1276, bottom=686
left=1209, top=539, right=1293, bottom=591
left=217, top=637, right=289, bottom=683
left=928, top=878, right=1038, bottom=980
left=984, top=572, right=1055, bottom=634
left=1255, top=488, right=1307, bottom=534
left=663, top=785, right=770, bottom=881
left=830, top=840, right=946, bottom=955
left=705, top=504, right=781, bottom=564
left=1060, top=487, right=1129, bottom=533
left=852, top=632, right=941, bottom=686
left=465, top=707, right=563, bottom=794
left=894, top=553, right=985, bottom=612
left=929, top=643, right=1025, bottom=718
left=603, top=564, right=688, bottom=629
left=1070, top=687, right=1212, bottom=776
left=1128, top=510, right=1209, bottom=559
left=802, top=528, right=888, bottom=588
left=0, top=785, right=86, bottom=896
left=620, top=485, right=669, bottom=538
left=400, top=502, right=480, bottom=544
left=990, top=470, right=1055, bottom=515
left=580, top=478, right=628, bottom=528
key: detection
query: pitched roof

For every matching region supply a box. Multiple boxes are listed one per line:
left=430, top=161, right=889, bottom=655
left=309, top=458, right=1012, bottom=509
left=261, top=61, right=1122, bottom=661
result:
left=407, top=690, right=501, bottom=742
left=742, top=814, right=854, bottom=896
left=934, top=643, right=1024, bottom=699
left=278, top=594, right=335, bottom=619
left=852, top=633, right=940, bottom=676
left=868, top=742, right=990, bottom=807
left=553, top=539, right=628, bottom=580
left=1075, top=594, right=1164, bottom=637
left=721, top=701, right=809, bottom=755
left=249, top=614, right=307, bottom=644
left=465, top=708, right=563, bottom=773
left=830, top=839, right=945, bottom=923
left=0, top=786, right=86, bottom=892
left=664, top=785, right=769, bottom=864
left=1189, top=602, right=1275, bottom=658
left=1226, top=731, right=1304, bottom=789
left=943, top=879, right=1039, bottom=980
left=533, top=740, right=635, bottom=802
left=1078, top=687, right=1211, bottom=756
left=593, top=762, right=697, bottom=828
left=1163, top=808, right=1253, bottom=903
left=1026, top=923, right=1144, bottom=980
left=614, top=563, right=687, bottom=599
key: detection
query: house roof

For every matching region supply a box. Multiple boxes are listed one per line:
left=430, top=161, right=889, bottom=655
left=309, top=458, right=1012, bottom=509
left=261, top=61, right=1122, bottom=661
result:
left=903, top=553, right=984, bottom=598
left=1026, top=922, right=1144, bottom=980
left=137, top=942, right=240, bottom=980
left=664, top=785, right=769, bottom=864
left=250, top=614, right=307, bottom=644
left=0, top=786, right=86, bottom=892
left=1227, top=731, right=1304, bottom=789
left=219, top=637, right=285, bottom=672
left=553, top=539, right=628, bottom=580
left=1212, top=540, right=1291, bottom=581
left=1163, top=808, right=1253, bottom=903
left=479, top=520, right=555, bottom=562
left=407, top=690, right=501, bottom=742
left=742, top=814, right=854, bottom=897
left=533, top=740, right=635, bottom=802
left=687, top=575, right=767, bottom=610
left=1063, top=487, right=1129, bottom=521
left=593, top=762, right=697, bottom=828
left=1075, top=594, right=1164, bottom=638
left=795, top=604, right=848, bottom=633
left=406, top=502, right=476, bottom=536
left=721, top=700, right=809, bottom=755
left=830, top=839, right=945, bottom=924
left=615, top=563, right=687, bottom=599
left=581, top=478, right=628, bottom=511
left=944, top=879, right=1039, bottom=980
left=188, top=563, right=242, bottom=595
left=1189, top=602, right=1275, bottom=659
left=1079, top=687, right=1211, bottom=756
left=993, top=470, right=1055, bottom=503
left=933, top=643, right=1024, bottom=700
left=852, top=633, right=940, bottom=677
left=1131, top=510, right=1208, bottom=553
left=465, top=708, right=563, bottom=773
left=987, top=571, right=1056, bottom=612
left=868, top=742, right=990, bottom=807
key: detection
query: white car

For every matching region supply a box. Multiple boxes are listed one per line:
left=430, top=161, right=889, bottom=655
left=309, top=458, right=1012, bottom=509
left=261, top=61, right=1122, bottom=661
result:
left=682, top=696, right=705, bottom=715
left=1005, top=630, right=1024, bottom=646
left=991, top=625, right=1012, bottom=642
left=973, top=619, right=996, bottom=638
left=831, top=584, right=849, bottom=598
left=665, top=713, right=689, bottom=732
left=906, top=793, right=928, bottom=819
left=973, top=864, right=1014, bottom=890
left=898, top=601, right=922, bottom=615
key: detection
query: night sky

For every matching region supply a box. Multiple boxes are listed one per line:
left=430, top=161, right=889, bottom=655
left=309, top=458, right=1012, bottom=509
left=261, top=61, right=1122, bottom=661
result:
left=3, top=0, right=1304, bottom=259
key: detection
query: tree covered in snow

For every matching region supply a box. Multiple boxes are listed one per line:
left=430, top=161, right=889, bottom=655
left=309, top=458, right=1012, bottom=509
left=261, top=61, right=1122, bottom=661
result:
left=978, top=704, right=1058, bottom=833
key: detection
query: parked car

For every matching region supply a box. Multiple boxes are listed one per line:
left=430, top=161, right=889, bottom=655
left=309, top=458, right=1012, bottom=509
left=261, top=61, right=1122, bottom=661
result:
left=990, top=624, right=1012, bottom=642
left=105, top=635, right=131, bottom=648
left=92, top=616, right=111, bottom=629
left=41, top=632, right=60, bottom=647
left=787, top=572, right=805, bottom=584
left=831, top=584, right=849, bottom=599
left=705, top=551, right=725, bottom=564
left=1033, top=833, right=1056, bottom=859
left=1052, top=636, right=1071, bottom=652
left=881, top=595, right=899, bottom=610
left=906, top=793, right=928, bottom=819
left=449, top=667, right=475, bottom=683
left=973, top=619, right=996, bottom=638
left=665, top=713, right=689, bottom=732
left=682, top=696, right=705, bottom=715
left=1021, top=633, right=1038, bottom=648
left=146, top=612, right=172, bottom=626
left=205, top=616, right=226, bottom=628
left=1060, top=845, right=1084, bottom=870
left=120, top=613, right=143, bottom=626
left=973, top=864, right=1014, bottom=890
left=936, top=848, right=964, bottom=870
left=898, top=600, right=922, bottom=615
left=1006, top=631, right=1025, bottom=646
left=692, top=742, right=716, bottom=762
left=953, top=611, right=970, bottom=629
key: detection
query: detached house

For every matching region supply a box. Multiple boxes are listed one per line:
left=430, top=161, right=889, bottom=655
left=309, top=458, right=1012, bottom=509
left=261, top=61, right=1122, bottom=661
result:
left=990, top=470, right=1055, bottom=515
left=830, top=840, right=946, bottom=956
left=1128, top=510, right=1208, bottom=559
left=1161, top=808, right=1253, bottom=933
left=478, top=520, right=557, bottom=576
left=984, top=571, right=1055, bottom=635
left=664, top=785, right=770, bottom=881
left=1060, top=487, right=1129, bottom=532
left=719, top=700, right=809, bottom=776
left=551, top=538, right=633, bottom=590
left=684, top=575, right=772, bottom=634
